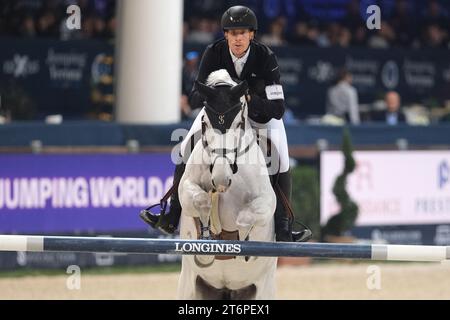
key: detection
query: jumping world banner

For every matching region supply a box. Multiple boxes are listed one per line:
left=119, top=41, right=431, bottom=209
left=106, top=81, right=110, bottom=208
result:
left=0, top=153, right=173, bottom=233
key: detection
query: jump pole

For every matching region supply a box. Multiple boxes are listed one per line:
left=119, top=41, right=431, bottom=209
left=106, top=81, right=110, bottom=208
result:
left=0, top=235, right=449, bottom=262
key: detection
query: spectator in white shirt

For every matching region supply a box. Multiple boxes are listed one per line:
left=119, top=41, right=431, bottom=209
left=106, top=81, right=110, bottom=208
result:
left=326, top=68, right=360, bottom=125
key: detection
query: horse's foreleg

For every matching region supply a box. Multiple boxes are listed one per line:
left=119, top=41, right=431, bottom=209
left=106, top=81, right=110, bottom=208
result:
left=236, top=194, right=276, bottom=240
left=181, top=178, right=213, bottom=240
left=237, top=196, right=275, bottom=227
left=180, top=179, right=211, bottom=218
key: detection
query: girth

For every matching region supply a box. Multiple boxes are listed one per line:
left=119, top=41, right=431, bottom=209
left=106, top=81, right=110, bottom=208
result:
left=193, top=217, right=239, bottom=260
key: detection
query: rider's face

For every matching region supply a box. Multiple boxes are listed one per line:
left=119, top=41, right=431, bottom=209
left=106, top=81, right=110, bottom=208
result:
left=225, top=29, right=254, bottom=58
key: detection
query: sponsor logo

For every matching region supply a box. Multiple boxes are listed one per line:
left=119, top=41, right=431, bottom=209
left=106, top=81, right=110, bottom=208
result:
left=403, top=59, right=435, bottom=88
left=91, top=53, right=114, bottom=84
left=265, top=84, right=285, bottom=100
left=381, top=60, right=399, bottom=89
left=371, top=228, right=422, bottom=245
left=174, top=242, right=241, bottom=254
left=3, top=54, right=40, bottom=78
left=46, top=48, right=87, bottom=83
left=308, top=61, right=334, bottom=83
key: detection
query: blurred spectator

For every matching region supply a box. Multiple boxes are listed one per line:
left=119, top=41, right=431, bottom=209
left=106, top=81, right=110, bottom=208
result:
left=36, top=10, right=59, bottom=37
left=422, top=0, right=449, bottom=31
left=351, top=25, right=367, bottom=46
left=289, top=21, right=319, bottom=46
left=326, top=68, right=360, bottom=125
left=389, top=0, right=415, bottom=46
left=342, top=0, right=365, bottom=30
left=93, top=15, right=107, bottom=37
left=289, top=21, right=316, bottom=46
left=0, top=0, right=116, bottom=39
left=367, top=21, right=396, bottom=48
left=1, top=0, right=448, bottom=49
left=315, top=23, right=352, bottom=48
left=317, top=23, right=340, bottom=47
left=19, top=15, right=36, bottom=38
left=421, top=23, right=448, bottom=48
left=185, top=17, right=215, bottom=44
left=370, top=91, right=406, bottom=125
left=105, top=16, right=116, bottom=39
left=181, top=51, right=200, bottom=120
left=260, top=16, right=287, bottom=46
left=338, top=27, right=351, bottom=47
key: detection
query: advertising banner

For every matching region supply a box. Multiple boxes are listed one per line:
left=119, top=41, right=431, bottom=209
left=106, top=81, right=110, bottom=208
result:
left=321, top=151, right=450, bottom=227
left=0, top=153, right=173, bottom=233
left=1, top=39, right=449, bottom=120
left=0, top=39, right=114, bottom=118
left=186, top=43, right=450, bottom=118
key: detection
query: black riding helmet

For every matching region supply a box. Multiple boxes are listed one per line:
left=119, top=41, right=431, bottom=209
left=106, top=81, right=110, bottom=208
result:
left=221, top=6, right=258, bottom=32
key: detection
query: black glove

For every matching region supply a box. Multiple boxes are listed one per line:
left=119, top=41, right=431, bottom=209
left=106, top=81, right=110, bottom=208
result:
left=247, top=94, right=271, bottom=124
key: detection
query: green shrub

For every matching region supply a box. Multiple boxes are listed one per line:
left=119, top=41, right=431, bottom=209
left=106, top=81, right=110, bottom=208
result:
left=321, top=127, right=359, bottom=240
left=291, top=165, right=321, bottom=240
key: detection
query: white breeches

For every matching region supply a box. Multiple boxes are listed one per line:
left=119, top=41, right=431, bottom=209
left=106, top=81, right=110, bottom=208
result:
left=180, top=108, right=290, bottom=173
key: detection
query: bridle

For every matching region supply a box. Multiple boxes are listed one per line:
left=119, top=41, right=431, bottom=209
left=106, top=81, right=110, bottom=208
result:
left=201, top=98, right=254, bottom=178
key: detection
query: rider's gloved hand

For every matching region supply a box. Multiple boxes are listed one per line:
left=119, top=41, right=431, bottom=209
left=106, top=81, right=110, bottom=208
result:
left=247, top=94, right=271, bottom=124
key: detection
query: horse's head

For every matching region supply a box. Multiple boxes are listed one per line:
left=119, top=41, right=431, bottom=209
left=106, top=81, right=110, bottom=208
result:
left=196, top=69, right=249, bottom=193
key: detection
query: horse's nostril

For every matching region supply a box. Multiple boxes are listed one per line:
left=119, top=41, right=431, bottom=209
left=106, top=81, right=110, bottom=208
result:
left=228, top=179, right=232, bottom=187
left=212, top=180, right=216, bottom=188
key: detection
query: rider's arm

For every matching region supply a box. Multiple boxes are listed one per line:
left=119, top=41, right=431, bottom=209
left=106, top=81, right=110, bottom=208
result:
left=188, top=46, right=217, bottom=110
left=247, top=53, right=285, bottom=124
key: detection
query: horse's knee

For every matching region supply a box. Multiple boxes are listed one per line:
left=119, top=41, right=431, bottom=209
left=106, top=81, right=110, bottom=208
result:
left=236, top=209, right=256, bottom=228
left=192, top=192, right=211, bottom=213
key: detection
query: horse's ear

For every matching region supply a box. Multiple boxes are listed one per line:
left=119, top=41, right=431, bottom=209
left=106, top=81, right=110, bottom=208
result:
left=195, top=81, right=216, bottom=100
left=231, top=80, right=249, bottom=100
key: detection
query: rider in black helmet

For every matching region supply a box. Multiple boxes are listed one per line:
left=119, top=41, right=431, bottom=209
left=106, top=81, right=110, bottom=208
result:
left=141, top=5, right=312, bottom=243
left=221, top=5, right=258, bottom=31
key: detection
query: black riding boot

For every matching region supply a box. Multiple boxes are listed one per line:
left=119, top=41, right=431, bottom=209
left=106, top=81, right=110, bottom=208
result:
left=158, top=163, right=185, bottom=233
left=140, top=163, right=185, bottom=234
left=274, top=171, right=293, bottom=242
left=274, top=170, right=312, bottom=242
